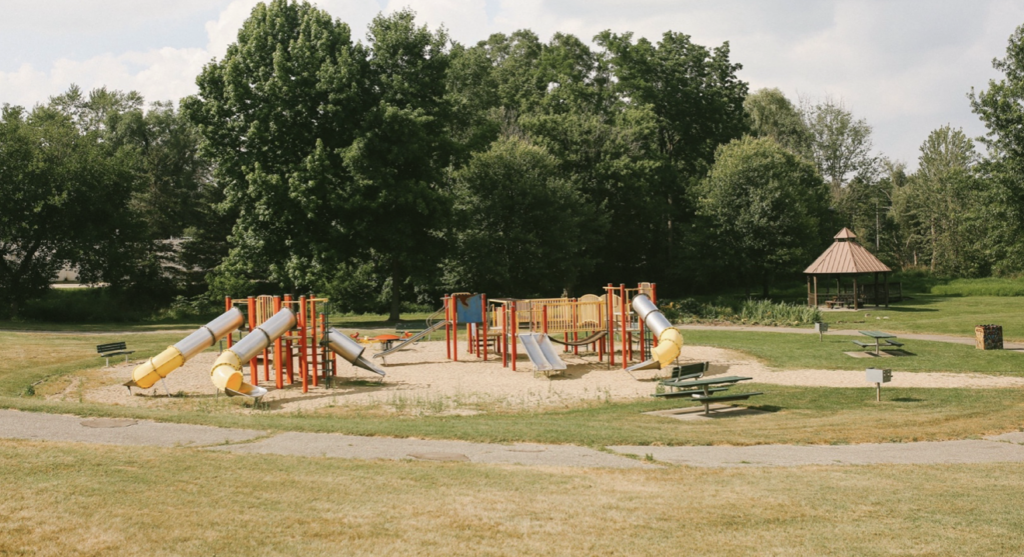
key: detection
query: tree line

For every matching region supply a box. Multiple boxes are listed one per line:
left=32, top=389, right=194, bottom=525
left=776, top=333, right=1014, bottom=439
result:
left=3, top=1, right=1024, bottom=319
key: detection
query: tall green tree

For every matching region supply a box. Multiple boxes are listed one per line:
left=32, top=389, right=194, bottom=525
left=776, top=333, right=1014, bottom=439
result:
left=802, top=95, right=875, bottom=193
left=445, top=136, right=604, bottom=296
left=182, top=0, right=367, bottom=297
left=339, top=9, right=454, bottom=319
left=0, top=103, right=143, bottom=316
left=971, top=22, right=1024, bottom=274
left=744, top=88, right=812, bottom=159
left=694, top=136, right=830, bottom=297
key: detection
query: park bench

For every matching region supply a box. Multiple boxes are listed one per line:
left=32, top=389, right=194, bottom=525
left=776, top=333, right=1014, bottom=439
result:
left=97, top=342, right=135, bottom=367
left=669, top=362, right=707, bottom=381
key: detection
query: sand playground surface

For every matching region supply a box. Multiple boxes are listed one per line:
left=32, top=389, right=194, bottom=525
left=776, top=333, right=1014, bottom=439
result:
left=76, top=340, right=1024, bottom=413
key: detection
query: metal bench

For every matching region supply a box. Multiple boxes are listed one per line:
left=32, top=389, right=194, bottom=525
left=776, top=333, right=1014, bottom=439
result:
left=97, top=342, right=135, bottom=367
left=851, top=340, right=874, bottom=349
left=654, top=372, right=764, bottom=415
left=882, top=339, right=904, bottom=348
left=669, top=362, right=707, bottom=380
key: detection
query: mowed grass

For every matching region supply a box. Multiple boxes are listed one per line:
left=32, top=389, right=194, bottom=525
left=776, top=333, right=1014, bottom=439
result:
left=820, top=295, right=1024, bottom=340
left=0, top=331, right=192, bottom=397
left=1, top=439, right=1023, bottom=556
left=7, top=382, right=1024, bottom=446
left=685, top=330, right=1024, bottom=375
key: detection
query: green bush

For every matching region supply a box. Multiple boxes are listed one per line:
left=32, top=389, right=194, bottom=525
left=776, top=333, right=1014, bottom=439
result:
left=929, top=277, right=1024, bottom=297
left=661, top=297, right=820, bottom=326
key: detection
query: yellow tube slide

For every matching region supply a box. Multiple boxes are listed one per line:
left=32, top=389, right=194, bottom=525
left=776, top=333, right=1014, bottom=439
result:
left=628, top=294, right=683, bottom=371
left=210, top=307, right=296, bottom=398
left=127, top=308, right=244, bottom=390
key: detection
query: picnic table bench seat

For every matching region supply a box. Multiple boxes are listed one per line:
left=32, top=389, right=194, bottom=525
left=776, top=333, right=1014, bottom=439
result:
left=653, top=386, right=733, bottom=399
left=97, top=342, right=134, bottom=366
left=689, top=392, right=764, bottom=404
left=851, top=340, right=874, bottom=348
left=882, top=339, right=904, bottom=347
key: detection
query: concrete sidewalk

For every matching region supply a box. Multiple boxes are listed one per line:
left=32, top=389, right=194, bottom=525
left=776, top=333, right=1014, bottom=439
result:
left=3, top=410, right=1024, bottom=469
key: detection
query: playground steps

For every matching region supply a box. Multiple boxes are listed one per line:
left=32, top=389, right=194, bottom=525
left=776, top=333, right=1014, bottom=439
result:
left=518, top=333, right=567, bottom=372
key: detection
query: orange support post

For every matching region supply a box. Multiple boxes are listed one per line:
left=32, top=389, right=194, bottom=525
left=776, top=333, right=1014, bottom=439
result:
left=272, top=296, right=283, bottom=389
left=651, top=283, right=659, bottom=347
left=246, top=297, right=258, bottom=385
left=452, top=300, right=458, bottom=362
left=572, top=302, right=579, bottom=356
left=283, top=294, right=294, bottom=384
left=310, top=298, right=319, bottom=387
left=444, top=296, right=451, bottom=360
left=542, top=306, right=548, bottom=336
left=298, top=295, right=308, bottom=393
left=481, top=295, right=488, bottom=362
left=607, top=284, right=614, bottom=367
left=510, top=302, right=517, bottom=372
left=620, top=284, right=627, bottom=369
left=501, top=305, right=507, bottom=368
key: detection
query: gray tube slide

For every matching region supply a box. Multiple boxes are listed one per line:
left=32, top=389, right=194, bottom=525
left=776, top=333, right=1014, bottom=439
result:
left=324, top=328, right=387, bottom=377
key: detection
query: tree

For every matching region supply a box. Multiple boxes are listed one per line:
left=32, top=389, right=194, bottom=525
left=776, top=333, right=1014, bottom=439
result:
left=0, top=103, right=142, bottom=316
left=970, top=23, right=1024, bottom=274
left=339, top=9, right=454, bottom=320
left=694, top=136, right=830, bottom=297
left=802, top=95, right=875, bottom=193
left=744, top=88, right=812, bottom=158
left=445, top=137, right=604, bottom=296
left=182, top=0, right=367, bottom=297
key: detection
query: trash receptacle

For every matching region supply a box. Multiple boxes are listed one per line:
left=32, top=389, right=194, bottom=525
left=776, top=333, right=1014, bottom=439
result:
left=975, top=324, right=1003, bottom=350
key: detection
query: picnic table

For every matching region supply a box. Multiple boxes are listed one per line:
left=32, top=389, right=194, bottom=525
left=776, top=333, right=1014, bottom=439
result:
left=855, top=330, right=901, bottom=355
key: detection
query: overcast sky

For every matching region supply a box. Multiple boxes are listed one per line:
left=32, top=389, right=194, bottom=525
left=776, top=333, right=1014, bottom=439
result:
left=2, top=0, right=1022, bottom=169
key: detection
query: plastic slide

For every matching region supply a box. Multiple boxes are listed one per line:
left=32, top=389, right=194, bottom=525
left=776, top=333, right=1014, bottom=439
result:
left=210, top=307, right=296, bottom=398
left=324, top=328, right=387, bottom=376
left=372, top=320, right=447, bottom=359
left=126, top=308, right=244, bottom=390
left=518, top=333, right=567, bottom=372
left=626, top=294, right=683, bottom=372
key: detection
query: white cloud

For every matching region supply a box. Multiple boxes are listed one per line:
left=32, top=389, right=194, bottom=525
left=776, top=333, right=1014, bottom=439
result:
left=2, top=0, right=1022, bottom=168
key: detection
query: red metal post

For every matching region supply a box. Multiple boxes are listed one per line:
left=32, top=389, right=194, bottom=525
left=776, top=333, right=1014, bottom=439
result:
left=607, top=284, right=614, bottom=367
left=651, top=283, right=659, bottom=347
left=273, top=296, right=283, bottom=389
left=444, top=296, right=451, bottom=360
left=283, top=294, right=294, bottom=384
left=510, top=302, right=517, bottom=371
left=246, top=297, right=258, bottom=385
left=501, top=305, right=508, bottom=368
left=481, top=295, right=488, bottom=361
left=310, top=298, right=319, bottom=387
left=572, top=301, right=579, bottom=356
left=452, top=298, right=458, bottom=362
left=298, top=296, right=308, bottom=393
left=620, top=284, right=628, bottom=369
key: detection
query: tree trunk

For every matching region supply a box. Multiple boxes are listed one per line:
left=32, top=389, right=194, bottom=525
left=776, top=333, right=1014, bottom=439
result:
left=389, top=258, right=401, bottom=322
left=9, top=299, right=18, bottom=319
left=761, top=270, right=770, bottom=299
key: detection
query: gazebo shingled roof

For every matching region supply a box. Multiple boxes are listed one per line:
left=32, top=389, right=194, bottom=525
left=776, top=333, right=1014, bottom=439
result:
left=804, top=228, right=891, bottom=275
left=804, top=228, right=892, bottom=309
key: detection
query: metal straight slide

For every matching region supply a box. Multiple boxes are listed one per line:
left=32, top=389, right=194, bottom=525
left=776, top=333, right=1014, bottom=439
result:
left=372, top=320, right=448, bottom=359
left=518, top=333, right=567, bottom=372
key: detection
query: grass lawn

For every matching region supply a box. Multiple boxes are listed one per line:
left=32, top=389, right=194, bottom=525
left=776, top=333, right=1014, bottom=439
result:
left=1, top=439, right=1022, bottom=556
left=685, top=329, right=1024, bottom=375
left=821, top=295, right=1024, bottom=340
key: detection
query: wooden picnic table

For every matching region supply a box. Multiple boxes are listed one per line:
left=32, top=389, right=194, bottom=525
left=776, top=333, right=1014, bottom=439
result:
left=858, top=330, right=896, bottom=355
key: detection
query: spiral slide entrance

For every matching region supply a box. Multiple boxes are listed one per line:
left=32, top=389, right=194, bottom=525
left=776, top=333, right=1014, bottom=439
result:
left=625, top=294, right=683, bottom=372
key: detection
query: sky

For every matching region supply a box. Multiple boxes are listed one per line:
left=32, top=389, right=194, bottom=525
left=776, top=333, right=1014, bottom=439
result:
left=2, top=0, right=1022, bottom=169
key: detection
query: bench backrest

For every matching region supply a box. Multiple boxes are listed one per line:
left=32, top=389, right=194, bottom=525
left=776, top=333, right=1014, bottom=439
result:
left=671, top=361, right=708, bottom=378
left=97, top=342, right=127, bottom=354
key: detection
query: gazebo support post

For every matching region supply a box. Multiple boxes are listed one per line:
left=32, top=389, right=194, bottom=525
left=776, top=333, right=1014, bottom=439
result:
left=813, top=276, right=818, bottom=307
left=884, top=273, right=890, bottom=308
left=807, top=276, right=812, bottom=306
left=874, top=272, right=879, bottom=307
left=853, top=277, right=859, bottom=310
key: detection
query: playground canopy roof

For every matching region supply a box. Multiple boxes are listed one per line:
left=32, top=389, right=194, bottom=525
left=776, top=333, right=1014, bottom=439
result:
left=804, top=228, right=891, bottom=275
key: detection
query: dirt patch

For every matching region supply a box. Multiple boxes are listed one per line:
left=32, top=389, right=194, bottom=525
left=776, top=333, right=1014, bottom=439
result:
left=80, top=340, right=1024, bottom=413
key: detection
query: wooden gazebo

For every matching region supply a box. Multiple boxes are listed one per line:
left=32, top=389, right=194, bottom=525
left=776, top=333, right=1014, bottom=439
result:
left=804, top=228, right=892, bottom=309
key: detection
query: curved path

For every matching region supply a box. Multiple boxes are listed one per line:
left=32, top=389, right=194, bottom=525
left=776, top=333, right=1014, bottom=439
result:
left=677, top=323, right=1024, bottom=349
left=4, top=409, right=1024, bottom=469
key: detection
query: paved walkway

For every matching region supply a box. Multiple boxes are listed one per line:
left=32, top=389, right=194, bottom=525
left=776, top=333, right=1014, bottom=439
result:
left=4, top=409, right=1024, bottom=469
left=677, top=324, right=1024, bottom=349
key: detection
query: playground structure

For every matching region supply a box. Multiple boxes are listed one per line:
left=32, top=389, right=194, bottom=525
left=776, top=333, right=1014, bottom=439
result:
left=127, top=294, right=385, bottom=400
left=438, top=283, right=683, bottom=374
